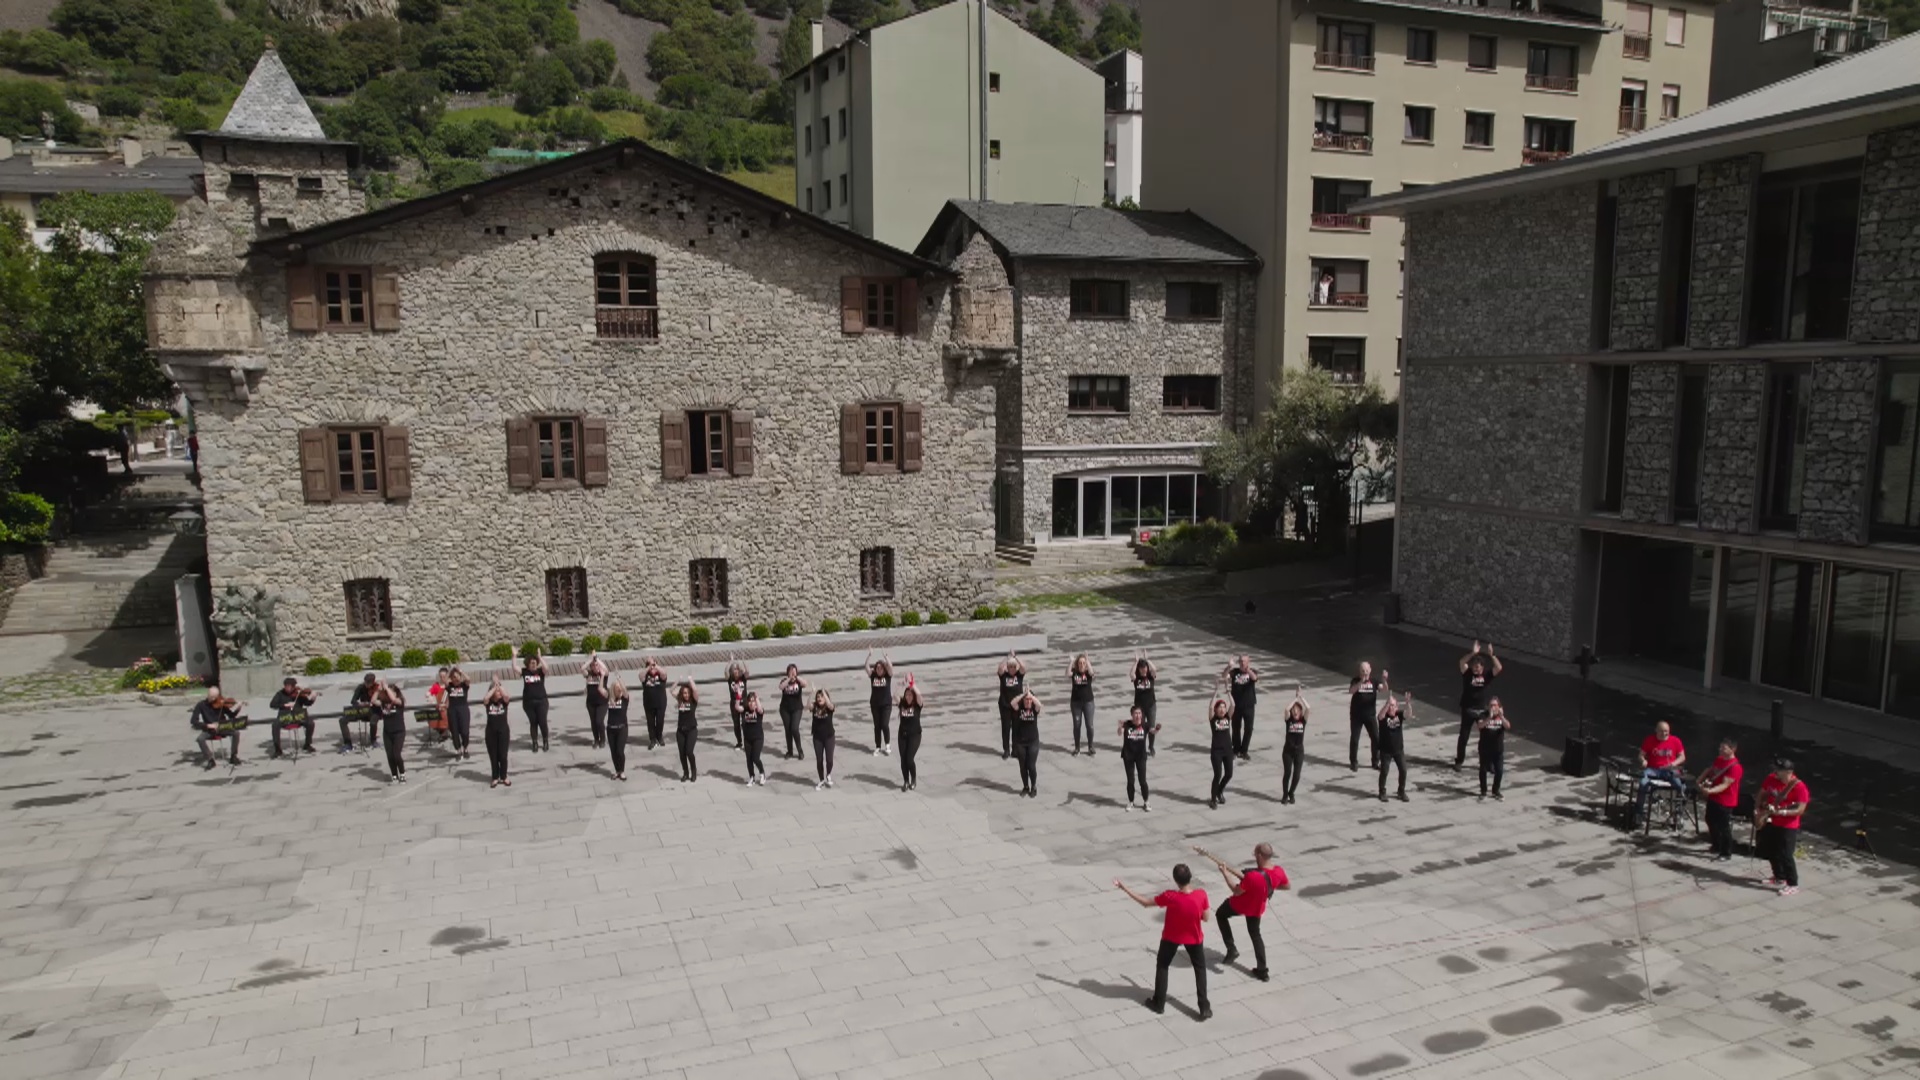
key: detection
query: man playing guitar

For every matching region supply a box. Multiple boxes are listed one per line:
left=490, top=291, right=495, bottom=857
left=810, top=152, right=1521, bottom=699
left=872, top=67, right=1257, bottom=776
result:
left=1695, top=738, right=1743, bottom=862
left=190, top=685, right=245, bottom=769
left=1754, top=758, right=1810, bottom=896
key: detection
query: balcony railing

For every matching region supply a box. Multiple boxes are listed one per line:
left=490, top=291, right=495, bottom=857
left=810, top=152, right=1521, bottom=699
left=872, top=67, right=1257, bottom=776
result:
left=1314, top=50, right=1377, bottom=71
left=1619, top=106, right=1647, bottom=132
left=1525, top=72, right=1579, bottom=92
left=1310, top=292, right=1370, bottom=308
left=1311, top=359, right=1366, bottom=386
left=1623, top=32, right=1651, bottom=58
left=1522, top=147, right=1571, bottom=165
left=1310, top=212, right=1372, bottom=231
left=595, top=305, right=659, bottom=339
left=1312, top=130, right=1373, bottom=152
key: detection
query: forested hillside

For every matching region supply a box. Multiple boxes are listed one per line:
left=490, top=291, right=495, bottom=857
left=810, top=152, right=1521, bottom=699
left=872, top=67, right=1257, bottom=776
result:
left=0, top=0, right=1141, bottom=206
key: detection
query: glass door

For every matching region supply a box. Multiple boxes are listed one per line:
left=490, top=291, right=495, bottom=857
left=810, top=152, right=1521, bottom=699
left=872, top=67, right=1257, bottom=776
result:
left=1081, top=479, right=1107, bottom=539
left=1760, top=557, right=1823, bottom=693
left=1821, top=565, right=1892, bottom=708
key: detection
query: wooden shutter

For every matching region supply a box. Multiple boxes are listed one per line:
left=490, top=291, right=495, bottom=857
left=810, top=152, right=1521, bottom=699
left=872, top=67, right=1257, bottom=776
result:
left=660, top=412, right=689, bottom=481
left=840, top=403, right=863, bottom=475
left=381, top=426, right=412, bottom=500
left=298, top=427, right=332, bottom=502
left=841, top=277, right=865, bottom=334
left=729, top=411, right=755, bottom=478
left=506, top=417, right=534, bottom=490
left=287, top=265, right=318, bottom=332
left=582, top=417, right=609, bottom=487
left=370, top=266, right=401, bottom=331
left=901, top=403, right=924, bottom=473
left=898, top=276, right=919, bottom=335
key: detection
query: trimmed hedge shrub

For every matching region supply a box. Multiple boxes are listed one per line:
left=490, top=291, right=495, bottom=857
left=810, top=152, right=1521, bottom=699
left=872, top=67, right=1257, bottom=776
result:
left=750, top=623, right=771, bottom=640
left=772, top=620, right=794, bottom=638
left=304, top=656, right=334, bottom=676
left=335, top=654, right=364, bottom=672
left=1146, top=519, right=1239, bottom=567
left=548, top=637, right=574, bottom=656
left=579, top=634, right=603, bottom=654
left=430, top=647, right=459, bottom=666
left=993, top=603, right=1014, bottom=619
left=660, top=628, right=686, bottom=647
left=929, top=610, right=949, bottom=624
left=720, top=625, right=742, bottom=642
left=901, top=610, right=921, bottom=626
left=819, top=618, right=842, bottom=634
left=605, top=632, right=630, bottom=651
left=848, top=616, right=870, bottom=632
left=368, top=648, right=395, bottom=669
left=971, top=605, right=994, bottom=621
left=519, top=640, right=542, bottom=659
left=487, top=643, right=514, bottom=661
left=400, top=648, right=429, bottom=668
left=874, top=613, right=895, bottom=629
left=688, top=626, right=713, bottom=645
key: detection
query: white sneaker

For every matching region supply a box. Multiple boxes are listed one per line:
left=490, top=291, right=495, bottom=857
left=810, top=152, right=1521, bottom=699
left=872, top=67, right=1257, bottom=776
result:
left=815, top=780, right=825, bottom=791
left=826, top=776, right=834, bottom=788
left=872, top=747, right=883, bottom=756
left=1141, top=802, right=1151, bottom=813
left=883, top=745, right=892, bottom=756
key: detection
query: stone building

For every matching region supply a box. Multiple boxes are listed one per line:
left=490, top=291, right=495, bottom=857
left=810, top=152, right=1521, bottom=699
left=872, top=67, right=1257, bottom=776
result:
left=915, top=201, right=1259, bottom=548
left=146, top=51, right=996, bottom=666
left=1359, top=35, right=1920, bottom=722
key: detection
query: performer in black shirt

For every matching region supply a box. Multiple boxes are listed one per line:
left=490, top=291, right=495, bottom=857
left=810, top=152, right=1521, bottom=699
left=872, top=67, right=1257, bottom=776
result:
left=1281, top=687, right=1308, bottom=804
left=740, top=690, right=768, bottom=786
left=725, top=662, right=749, bottom=750
left=640, top=658, right=669, bottom=750
left=1011, top=689, right=1042, bottom=798
left=443, top=667, right=472, bottom=760
left=583, top=653, right=610, bottom=749
left=1224, top=656, right=1260, bottom=760
left=268, top=677, right=316, bottom=758
left=379, top=683, right=408, bottom=781
left=1348, top=661, right=1382, bottom=772
left=1068, top=655, right=1096, bottom=756
left=483, top=675, right=511, bottom=787
left=1454, top=641, right=1502, bottom=769
left=867, top=653, right=894, bottom=756
left=1377, top=692, right=1410, bottom=801
left=674, top=681, right=700, bottom=782
left=1131, top=657, right=1158, bottom=756
left=521, top=651, right=550, bottom=753
left=605, top=677, right=631, bottom=781
left=996, top=653, right=1026, bottom=759
left=778, top=664, right=808, bottom=760
left=340, top=672, right=378, bottom=752
left=1119, top=704, right=1155, bottom=810
left=190, top=686, right=242, bottom=769
left=811, top=689, right=836, bottom=789
left=896, top=679, right=925, bottom=791
left=1208, top=698, right=1235, bottom=809
left=1477, top=698, right=1511, bottom=801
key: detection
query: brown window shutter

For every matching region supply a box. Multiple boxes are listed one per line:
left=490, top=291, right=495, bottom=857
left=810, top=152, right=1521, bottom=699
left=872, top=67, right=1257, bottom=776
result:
left=729, top=411, right=755, bottom=478
left=901, top=402, right=924, bottom=473
left=370, top=266, right=401, bottom=331
left=298, top=427, right=332, bottom=502
left=898, top=276, right=919, bottom=335
left=582, top=416, right=609, bottom=487
left=840, top=403, right=863, bottom=475
left=841, top=276, right=865, bottom=334
left=506, top=417, right=534, bottom=490
left=288, top=265, right=318, bottom=332
left=660, top=412, right=689, bottom=481
left=381, top=425, right=412, bottom=500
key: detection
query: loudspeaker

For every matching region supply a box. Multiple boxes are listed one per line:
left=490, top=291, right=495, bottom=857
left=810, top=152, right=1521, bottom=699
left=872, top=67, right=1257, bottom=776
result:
left=1562, top=735, right=1602, bottom=777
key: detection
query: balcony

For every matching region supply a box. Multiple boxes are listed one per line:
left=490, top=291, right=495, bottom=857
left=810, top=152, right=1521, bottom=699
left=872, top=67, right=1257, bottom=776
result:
left=1105, top=142, right=1117, bottom=166
left=1624, top=32, right=1651, bottom=58
left=595, top=305, right=659, bottom=339
left=1310, top=293, right=1370, bottom=309
left=1313, top=130, right=1373, bottom=153
left=1619, top=106, right=1647, bottom=132
left=1311, top=212, right=1372, bottom=231
left=1522, top=147, right=1571, bottom=165
left=1314, top=50, right=1377, bottom=71
left=1525, top=72, right=1579, bottom=92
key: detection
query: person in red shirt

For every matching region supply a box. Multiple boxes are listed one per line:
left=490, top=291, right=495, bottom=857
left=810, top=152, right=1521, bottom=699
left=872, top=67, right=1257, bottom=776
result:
left=1195, top=843, right=1290, bottom=983
left=1115, top=865, right=1212, bottom=1021
left=1756, top=758, right=1810, bottom=895
left=1628, top=720, right=1688, bottom=829
left=1695, top=738, right=1744, bottom=861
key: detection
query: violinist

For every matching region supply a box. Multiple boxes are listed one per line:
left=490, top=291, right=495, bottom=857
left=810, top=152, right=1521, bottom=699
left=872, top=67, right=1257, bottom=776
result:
left=338, top=672, right=378, bottom=753
left=268, top=677, right=316, bottom=758
left=190, top=685, right=243, bottom=769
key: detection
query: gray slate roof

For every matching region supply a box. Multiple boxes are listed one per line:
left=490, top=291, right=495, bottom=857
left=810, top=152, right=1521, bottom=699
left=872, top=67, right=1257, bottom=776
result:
left=931, top=201, right=1259, bottom=266
left=0, top=154, right=201, bottom=197
left=219, top=49, right=328, bottom=141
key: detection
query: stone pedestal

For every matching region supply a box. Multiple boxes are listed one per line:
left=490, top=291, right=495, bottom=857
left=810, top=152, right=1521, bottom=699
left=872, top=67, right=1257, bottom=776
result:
left=220, top=661, right=285, bottom=700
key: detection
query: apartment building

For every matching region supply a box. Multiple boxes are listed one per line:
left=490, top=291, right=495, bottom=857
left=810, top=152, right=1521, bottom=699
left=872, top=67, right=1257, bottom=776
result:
left=1097, top=49, right=1146, bottom=205
left=788, top=0, right=1105, bottom=250
left=1361, top=35, right=1920, bottom=722
left=1709, top=0, right=1889, bottom=103
left=1143, top=0, right=1713, bottom=407
left=1, top=138, right=200, bottom=249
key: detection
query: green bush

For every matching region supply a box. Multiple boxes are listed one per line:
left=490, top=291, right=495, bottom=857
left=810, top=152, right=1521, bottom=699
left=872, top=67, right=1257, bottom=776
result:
left=400, top=648, right=429, bottom=668
left=660, top=628, right=686, bottom=647
left=548, top=637, right=574, bottom=656
left=579, top=634, right=603, bottom=654
left=430, top=647, right=459, bottom=666
left=1148, top=520, right=1240, bottom=567
left=993, top=604, right=1015, bottom=619
left=336, top=654, right=364, bottom=673
left=971, top=605, right=994, bottom=621
left=929, top=610, right=949, bottom=624
left=368, top=648, right=394, bottom=669
left=819, top=618, right=842, bottom=634
left=519, top=640, right=542, bottom=659
left=688, top=626, right=712, bottom=645
left=772, top=620, right=794, bottom=638
left=1213, top=536, right=1322, bottom=573
left=119, top=657, right=165, bottom=688
left=0, top=492, right=55, bottom=545
left=874, top=613, right=896, bottom=629
left=750, top=623, right=771, bottom=640
left=95, top=86, right=145, bottom=118
left=605, top=632, right=631, bottom=651
left=303, top=656, right=334, bottom=676
left=720, top=625, right=742, bottom=642
left=487, top=643, right=513, bottom=661
left=901, top=611, right=921, bottom=626
left=848, top=616, right=870, bottom=632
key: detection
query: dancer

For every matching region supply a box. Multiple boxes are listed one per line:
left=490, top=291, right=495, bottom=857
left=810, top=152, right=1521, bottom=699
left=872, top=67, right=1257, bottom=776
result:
left=778, top=664, right=808, bottom=760
left=1376, top=692, right=1410, bottom=802
left=810, top=688, right=836, bottom=789
left=867, top=652, right=893, bottom=756
left=1010, top=687, right=1041, bottom=798
left=583, top=653, right=610, bottom=749
left=1068, top=654, right=1096, bottom=755
left=1119, top=704, right=1155, bottom=810
left=1696, top=737, right=1743, bottom=861
left=739, top=690, right=768, bottom=785
left=1348, top=661, right=1382, bottom=771
left=605, top=677, right=630, bottom=780
left=1476, top=698, right=1510, bottom=801
left=1196, top=844, right=1289, bottom=982
left=521, top=648, right=550, bottom=752
left=896, top=677, right=924, bottom=791
left=674, top=680, right=700, bottom=782
left=1454, top=640, right=1502, bottom=769
left=444, top=666, right=472, bottom=760
left=1207, top=698, right=1235, bottom=809
left=1223, top=655, right=1259, bottom=760
left=1132, top=656, right=1159, bottom=756
left=483, top=675, right=511, bottom=787
left=190, top=685, right=243, bottom=769
left=725, top=661, right=748, bottom=749
left=996, top=652, right=1026, bottom=759
left=1114, top=865, right=1212, bottom=1021
left=1627, top=719, right=1687, bottom=829
left=1754, top=758, right=1810, bottom=896
left=268, top=676, right=316, bottom=758
left=1280, top=685, right=1307, bottom=804
left=640, top=658, right=669, bottom=750
left=379, top=682, right=408, bottom=781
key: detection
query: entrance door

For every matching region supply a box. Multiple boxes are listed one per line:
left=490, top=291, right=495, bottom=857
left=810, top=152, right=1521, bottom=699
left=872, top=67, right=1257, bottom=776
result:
left=1081, top=479, right=1107, bottom=539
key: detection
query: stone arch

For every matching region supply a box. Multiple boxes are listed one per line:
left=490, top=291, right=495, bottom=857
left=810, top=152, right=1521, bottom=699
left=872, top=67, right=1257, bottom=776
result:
left=308, top=400, right=421, bottom=425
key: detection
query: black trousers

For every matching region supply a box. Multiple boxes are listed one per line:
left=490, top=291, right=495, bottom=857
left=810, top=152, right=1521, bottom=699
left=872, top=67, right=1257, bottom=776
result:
left=1123, top=749, right=1148, bottom=804
left=1231, top=698, right=1256, bottom=756
left=524, top=697, right=549, bottom=750
left=447, top=706, right=470, bottom=752
left=1216, top=899, right=1266, bottom=972
left=744, top=724, right=765, bottom=778
left=1378, top=735, right=1406, bottom=796
left=1760, top=824, right=1798, bottom=885
left=871, top=696, right=892, bottom=748
left=899, top=722, right=921, bottom=785
left=1014, top=738, right=1039, bottom=791
left=1210, top=748, right=1234, bottom=802
left=1705, top=800, right=1733, bottom=857
left=1282, top=740, right=1304, bottom=798
left=730, top=707, right=743, bottom=748
left=814, top=732, right=835, bottom=780
left=484, top=720, right=509, bottom=781
left=607, top=723, right=627, bottom=776
left=272, top=718, right=314, bottom=754
left=384, top=731, right=405, bottom=777
left=1151, top=940, right=1208, bottom=1010
left=676, top=725, right=698, bottom=778
left=644, top=700, right=666, bottom=747
left=781, top=702, right=804, bottom=758
left=1349, top=712, right=1378, bottom=769
left=1137, top=700, right=1157, bottom=754
left=1455, top=708, right=1487, bottom=765
left=1478, top=743, right=1504, bottom=795
left=586, top=693, right=607, bottom=746
left=998, top=702, right=1015, bottom=756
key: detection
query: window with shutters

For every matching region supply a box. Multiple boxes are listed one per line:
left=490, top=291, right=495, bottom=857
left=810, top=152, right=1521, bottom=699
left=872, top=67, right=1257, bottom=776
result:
left=332, top=427, right=384, bottom=498
left=689, top=559, right=729, bottom=612
left=864, top=404, right=899, bottom=467
left=302, top=425, right=409, bottom=503
left=321, top=267, right=370, bottom=330
left=594, top=253, right=658, bottom=340
left=344, top=578, right=392, bottom=634
left=864, top=279, right=897, bottom=330
left=841, top=401, right=922, bottom=475
left=536, top=417, right=580, bottom=485
left=659, top=410, right=751, bottom=481
left=545, top=567, right=589, bottom=623
left=688, top=410, right=730, bottom=476
left=1067, top=376, right=1129, bottom=414
left=1069, top=279, right=1129, bottom=320
left=841, top=276, right=918, bottom=335
left=507, top=416, right=606, bottom=490
left=859, top=547, right=895, bottom=598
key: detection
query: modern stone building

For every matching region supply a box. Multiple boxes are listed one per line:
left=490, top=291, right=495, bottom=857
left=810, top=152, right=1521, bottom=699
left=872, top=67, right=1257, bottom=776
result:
left=146, top=51, right=998, bottom=666
left=1360, top=35, right=1920, bottom=722
left=788, top=0, right=1105, bottom=250
left=1142, top=0, right=1716, bottom=407
left=915, top=201, right=1259, bottom=548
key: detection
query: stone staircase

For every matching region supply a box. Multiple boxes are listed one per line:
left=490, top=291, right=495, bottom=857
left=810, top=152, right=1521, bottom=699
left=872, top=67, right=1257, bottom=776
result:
left=993, top=541, right=1151, bottom=576
left=0, top=529, right=204, bottom=636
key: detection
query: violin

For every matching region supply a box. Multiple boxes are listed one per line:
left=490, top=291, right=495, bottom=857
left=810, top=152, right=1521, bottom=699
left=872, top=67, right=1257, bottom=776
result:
left=212, top=694, right=241, bottom=713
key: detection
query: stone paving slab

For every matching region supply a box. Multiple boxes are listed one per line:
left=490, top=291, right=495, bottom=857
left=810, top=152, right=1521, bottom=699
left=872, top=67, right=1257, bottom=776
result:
left=0, top=604, right=1917, bottom=1080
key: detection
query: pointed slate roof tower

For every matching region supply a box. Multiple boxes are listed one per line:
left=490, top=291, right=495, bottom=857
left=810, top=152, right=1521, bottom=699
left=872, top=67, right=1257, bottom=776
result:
left=218, top=47, right=329, bottom=141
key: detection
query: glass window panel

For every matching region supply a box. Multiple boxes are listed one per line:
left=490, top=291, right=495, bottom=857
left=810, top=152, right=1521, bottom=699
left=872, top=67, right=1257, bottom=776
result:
left=1081, top=479, right=1107, bottom=538
left=1719, top=550, right=1761, bottom=682
left=1761, top=365, right=1811, bottom=528
left=1111, top=476, right=1139, bottom=536
left=1761, top=558, right=1823, bottom=693
left=1821, top=566, right=1891, bottom=708
left=1169, top=474, right=1196, bottom=522
left=1052, top=477, right=1079, bottom=539
left=1888, top=572, right=1920, bottom=720
left=1873, top=364, right=1920, bottom=537
left=1140, top=476, right=1168, bottom=528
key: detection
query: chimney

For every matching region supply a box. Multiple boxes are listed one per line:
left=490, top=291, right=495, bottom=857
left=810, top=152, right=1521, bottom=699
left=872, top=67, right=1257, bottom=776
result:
left=811, top=18, right=825, bottom=59
left=121, top=137, right=143, bottom=167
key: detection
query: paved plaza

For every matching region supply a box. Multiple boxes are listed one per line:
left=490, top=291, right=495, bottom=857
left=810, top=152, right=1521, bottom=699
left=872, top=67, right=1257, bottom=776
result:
left=1, top=599, right=1918, bottom=1080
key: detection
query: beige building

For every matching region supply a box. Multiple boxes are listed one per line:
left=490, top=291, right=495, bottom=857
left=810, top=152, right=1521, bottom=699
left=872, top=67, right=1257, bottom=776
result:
left=1142, top=0, right=1716, bottom=406
left=789, top=0, right=1105, bottom=250
left=0, top=138, right=200, bottom=249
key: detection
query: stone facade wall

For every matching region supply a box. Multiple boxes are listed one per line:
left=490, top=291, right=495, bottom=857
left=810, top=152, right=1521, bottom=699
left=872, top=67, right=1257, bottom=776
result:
left=1852, top=124, right=1920, bottom=345
left=1686, top=155, right=1757, bottom=350
left=1395, top=502, right=1580, bottom=660
left=174, top=155, right=997, bottom=664
left=1402, top=185, right=1597, bottom=360
left=950, top=232, right=1014, bottom=350
left=1400, top=359, right=1587, bottom=514
left=198, top=139, right=363, bottom=238
left=1608, top=171, right=1670, bottom=353
left=1800, top=357, right=1879, bottom=545
left=1621, top=362, right=1678, bottom=523
left=1696, top=361, right=1765, bottom=533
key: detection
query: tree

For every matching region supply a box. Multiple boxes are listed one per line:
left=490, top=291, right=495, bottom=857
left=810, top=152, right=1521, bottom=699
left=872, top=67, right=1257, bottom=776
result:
left=514, top=54, right=579, bottom=113
left=829, top=0, right=904, bottom=30
left=1089, top=2, right=1141, bottom=57
left=775, top=10, right=812, bottom=78
left=0, top=80, right=86, bottom=142
left=1033, top=0, right=1085, bottom=56
left=1203, top=367, right=1397, bottom=551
